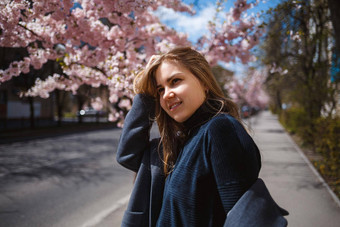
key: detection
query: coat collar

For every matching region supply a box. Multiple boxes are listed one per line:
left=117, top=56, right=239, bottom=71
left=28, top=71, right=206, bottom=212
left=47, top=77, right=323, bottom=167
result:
left=182, top=99, right=222, bottom=136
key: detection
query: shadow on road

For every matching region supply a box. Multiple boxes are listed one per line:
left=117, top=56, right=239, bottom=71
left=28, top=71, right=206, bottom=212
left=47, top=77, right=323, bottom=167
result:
left=0, top=123, right=117, bottom=144
left=0, top=128, right=123, bottom=186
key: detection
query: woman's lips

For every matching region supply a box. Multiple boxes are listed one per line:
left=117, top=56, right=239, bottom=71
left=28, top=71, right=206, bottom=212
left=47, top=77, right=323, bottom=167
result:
left=169, top=101, right=182, bottom=111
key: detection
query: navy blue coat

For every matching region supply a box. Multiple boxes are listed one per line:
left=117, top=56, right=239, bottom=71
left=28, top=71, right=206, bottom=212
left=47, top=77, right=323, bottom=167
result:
left=225, top=178, right=288, bottom=226
left=117, top=94, right=288, bottom=226
left=117, top=94, right=164, bottom=227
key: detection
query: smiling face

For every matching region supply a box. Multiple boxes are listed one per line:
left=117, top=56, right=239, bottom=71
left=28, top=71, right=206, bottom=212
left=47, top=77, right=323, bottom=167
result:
left=155, top=60, right=207, bottom=123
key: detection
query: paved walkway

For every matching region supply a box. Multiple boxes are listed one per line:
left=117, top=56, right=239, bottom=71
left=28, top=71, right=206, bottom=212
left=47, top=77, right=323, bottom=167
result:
left=248, top=111, right=340, bottom=227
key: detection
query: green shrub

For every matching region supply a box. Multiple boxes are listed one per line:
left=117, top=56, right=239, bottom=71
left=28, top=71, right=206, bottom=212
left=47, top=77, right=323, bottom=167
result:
left=314, top=117, right=340, bottom=179
left=279, top=107, right=311, bottom=141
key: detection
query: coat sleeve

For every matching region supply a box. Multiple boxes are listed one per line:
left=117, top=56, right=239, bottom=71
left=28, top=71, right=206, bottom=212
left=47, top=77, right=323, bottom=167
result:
left=224, top=178, right=288, bottom=227
left=116, top=94, right=156, bottom=172
left=205, top=115, right=261, bottom=215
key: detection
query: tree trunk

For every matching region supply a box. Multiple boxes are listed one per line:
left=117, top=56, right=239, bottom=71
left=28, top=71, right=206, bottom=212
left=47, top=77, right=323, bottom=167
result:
left=55, top=90, right=63, bottom=127
left=328, top=0, right=340, bottom=54
left=28, top=96, right=35, bottom=129
left=77, top=95, right=85, bottom=124
left=275, top=90, right=282, bottom=113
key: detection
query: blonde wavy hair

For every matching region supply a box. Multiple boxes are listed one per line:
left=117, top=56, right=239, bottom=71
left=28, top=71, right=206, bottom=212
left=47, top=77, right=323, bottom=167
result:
left=133, top=47, right=240, bottom=176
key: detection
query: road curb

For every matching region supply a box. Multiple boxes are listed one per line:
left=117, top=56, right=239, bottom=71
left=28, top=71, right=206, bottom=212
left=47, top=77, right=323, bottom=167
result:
left=281, top=124, right=340, bottom=208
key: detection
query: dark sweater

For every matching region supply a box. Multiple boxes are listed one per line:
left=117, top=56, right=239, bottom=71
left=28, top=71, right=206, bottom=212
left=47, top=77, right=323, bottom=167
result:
left=117, top=94, right=261, bottom=227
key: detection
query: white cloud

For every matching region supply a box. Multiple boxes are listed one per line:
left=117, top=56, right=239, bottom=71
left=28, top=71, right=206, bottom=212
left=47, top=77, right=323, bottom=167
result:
left=153, top=5, right=216, bottom=43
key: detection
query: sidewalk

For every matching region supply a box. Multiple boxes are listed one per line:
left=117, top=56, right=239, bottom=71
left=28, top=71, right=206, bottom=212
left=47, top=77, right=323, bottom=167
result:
left=249, top=110, right=340, bottom=227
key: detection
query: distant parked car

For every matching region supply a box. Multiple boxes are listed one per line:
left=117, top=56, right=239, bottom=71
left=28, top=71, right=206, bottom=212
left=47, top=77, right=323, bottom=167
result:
left=241, top=105, right=261, bottom=118
left=241, top=106, right=251, bottom=118
left=77, top=107, right=105, bottom=117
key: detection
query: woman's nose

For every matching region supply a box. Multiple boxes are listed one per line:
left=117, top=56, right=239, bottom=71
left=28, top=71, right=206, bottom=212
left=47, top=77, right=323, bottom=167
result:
left=163, top=88, right=175, bottom=100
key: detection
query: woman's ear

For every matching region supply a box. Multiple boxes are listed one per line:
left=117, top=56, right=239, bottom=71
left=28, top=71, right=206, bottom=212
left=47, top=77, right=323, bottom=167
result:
left=204, top=85, right=209, bottom=94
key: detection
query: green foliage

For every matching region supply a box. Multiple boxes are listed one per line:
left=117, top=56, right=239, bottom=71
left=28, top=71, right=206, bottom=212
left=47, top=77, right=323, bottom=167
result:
left=279, top=107, right=309, bottom=135
left=64, top=112, right=77, bottom=118
left=314, top=117, right=340, bottom=178
left=261, top=0, right=336, bottom=122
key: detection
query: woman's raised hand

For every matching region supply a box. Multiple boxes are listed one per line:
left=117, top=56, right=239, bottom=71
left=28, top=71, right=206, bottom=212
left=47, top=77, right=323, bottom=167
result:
left=133, top=55, right=160, bottom=95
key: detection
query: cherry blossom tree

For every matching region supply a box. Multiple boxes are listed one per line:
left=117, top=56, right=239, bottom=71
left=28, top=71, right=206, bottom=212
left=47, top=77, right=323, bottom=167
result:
left=197, top=0, right=263, bottom=65
left=225, top=67, right=269, bottom=109
left=0, top=0, right=264, bottom=125
left=1, top=0, right=193, bottom=124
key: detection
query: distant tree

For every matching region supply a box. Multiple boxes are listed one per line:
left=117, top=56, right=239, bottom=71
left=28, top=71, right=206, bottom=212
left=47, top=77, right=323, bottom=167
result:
left=260, top=0, right=338, bottom=120
left=211, top=65, right=234, bottom=96
left=225, top=68, right=269, bottom=109
left=0, top=47, right=55, bottom=128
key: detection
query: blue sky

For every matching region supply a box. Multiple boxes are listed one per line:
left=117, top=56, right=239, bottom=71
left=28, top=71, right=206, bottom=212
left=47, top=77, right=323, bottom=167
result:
left=153, top=0, right=281, bottom=76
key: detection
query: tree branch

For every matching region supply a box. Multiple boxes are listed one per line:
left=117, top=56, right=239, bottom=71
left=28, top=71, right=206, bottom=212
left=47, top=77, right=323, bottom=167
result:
left=18, top=23, right=45, bottom=42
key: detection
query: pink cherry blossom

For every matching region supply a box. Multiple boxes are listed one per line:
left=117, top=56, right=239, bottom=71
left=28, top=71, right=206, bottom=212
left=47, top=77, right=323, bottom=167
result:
left=1, top=0, right=265, bottom=124
left=225, top=68, right=269, bottom=109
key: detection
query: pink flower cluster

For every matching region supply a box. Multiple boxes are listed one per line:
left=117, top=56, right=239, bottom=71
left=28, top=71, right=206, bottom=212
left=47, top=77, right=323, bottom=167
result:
left=1, top=0, right=192, bottom=103
left=1, top=0, right=264, bottom=123
left=198, top=0, right=263, bottom=65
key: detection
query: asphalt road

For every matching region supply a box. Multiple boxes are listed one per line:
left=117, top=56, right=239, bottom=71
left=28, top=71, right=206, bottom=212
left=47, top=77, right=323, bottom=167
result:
left=0, top=127, right=135, bottom=227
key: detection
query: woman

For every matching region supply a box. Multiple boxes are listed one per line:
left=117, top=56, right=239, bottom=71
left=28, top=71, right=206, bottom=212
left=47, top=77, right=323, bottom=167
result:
left=117, top=47, right=262, bottom=227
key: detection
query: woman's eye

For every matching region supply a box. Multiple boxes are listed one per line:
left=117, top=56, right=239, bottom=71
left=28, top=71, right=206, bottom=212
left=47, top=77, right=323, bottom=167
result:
left=171, top=78, right=181, bottom=85
left=157, top=87, right=164, bottom=94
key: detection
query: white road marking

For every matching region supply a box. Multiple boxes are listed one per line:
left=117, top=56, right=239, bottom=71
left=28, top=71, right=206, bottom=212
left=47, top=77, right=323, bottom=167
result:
left=81, top=194, right=130, bottom=227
